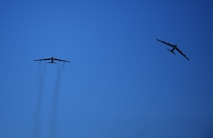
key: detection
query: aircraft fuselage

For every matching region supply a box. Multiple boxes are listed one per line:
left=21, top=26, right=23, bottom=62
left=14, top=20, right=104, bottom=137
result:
left=50, top=57, right=55, bottom=63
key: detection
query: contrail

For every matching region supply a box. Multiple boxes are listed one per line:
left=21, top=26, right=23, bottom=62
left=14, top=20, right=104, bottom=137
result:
left=32, top=62, right=46, bottom=138
left=49, top=63, right=64, bottom=138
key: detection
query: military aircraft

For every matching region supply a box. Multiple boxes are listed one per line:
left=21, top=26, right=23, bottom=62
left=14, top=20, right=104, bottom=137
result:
left=157, top=39, right=190, bottom=61
left=34, top=57, right=70, bottom=63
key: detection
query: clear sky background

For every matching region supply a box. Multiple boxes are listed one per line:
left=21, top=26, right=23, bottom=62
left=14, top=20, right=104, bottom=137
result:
left=0, top=0, right=213, bottom=138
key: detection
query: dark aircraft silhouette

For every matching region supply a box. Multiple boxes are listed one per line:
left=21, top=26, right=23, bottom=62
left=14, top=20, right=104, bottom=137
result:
left=34, top=57, right=70, bottom=63
left=157, top=39, right=190, bottom=61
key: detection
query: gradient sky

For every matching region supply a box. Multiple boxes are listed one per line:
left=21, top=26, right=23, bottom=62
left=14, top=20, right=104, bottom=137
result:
left=0, top=0, right=213, bottom=138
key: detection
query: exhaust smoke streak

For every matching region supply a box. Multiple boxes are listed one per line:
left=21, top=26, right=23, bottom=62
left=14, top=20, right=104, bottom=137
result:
left=49, top=63, right=64, bottom=138
left=32, top=62, right=46, bottom=138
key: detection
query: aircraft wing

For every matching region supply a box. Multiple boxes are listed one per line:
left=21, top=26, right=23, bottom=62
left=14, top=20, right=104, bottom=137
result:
left=156, top=39, right=175, bottom=47
left=34, top=58, right=52, bottom=61
left=176, top=48, right=190, bottom=61
left=54, top=58, right=70, bottom=63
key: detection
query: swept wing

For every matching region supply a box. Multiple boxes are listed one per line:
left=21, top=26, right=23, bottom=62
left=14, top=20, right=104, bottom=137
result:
left=176, top=48, right=190, bottom=61
left=54, top=58, right=70, bottom=63
left=156, top=39, right=175, bottom=47
left=34, top=58, right=52, bottom=61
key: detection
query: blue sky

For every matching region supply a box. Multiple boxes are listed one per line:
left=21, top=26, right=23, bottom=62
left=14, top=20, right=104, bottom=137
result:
left=0, top=0, right=213, bottom=138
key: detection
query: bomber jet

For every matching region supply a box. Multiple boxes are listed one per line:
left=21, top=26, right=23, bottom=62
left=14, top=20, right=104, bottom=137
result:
left=34, top=57, right=70, bottom=63
left=157, top=39, right=190, bottom=61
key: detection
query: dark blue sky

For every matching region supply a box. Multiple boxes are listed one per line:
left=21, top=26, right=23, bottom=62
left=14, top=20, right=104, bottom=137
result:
left=0, top=0, right=213, bottom=138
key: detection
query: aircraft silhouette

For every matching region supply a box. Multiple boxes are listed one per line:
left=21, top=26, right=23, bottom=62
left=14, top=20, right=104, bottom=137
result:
left=34, top=57, right=70, bottom=63
left=157, top=39, right=190, bottom=61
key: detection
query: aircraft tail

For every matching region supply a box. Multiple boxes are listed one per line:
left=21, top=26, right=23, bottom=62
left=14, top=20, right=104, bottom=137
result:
left=48, top=62, right=56, bottom=64
left=167, top=49, right=175, bottom=55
